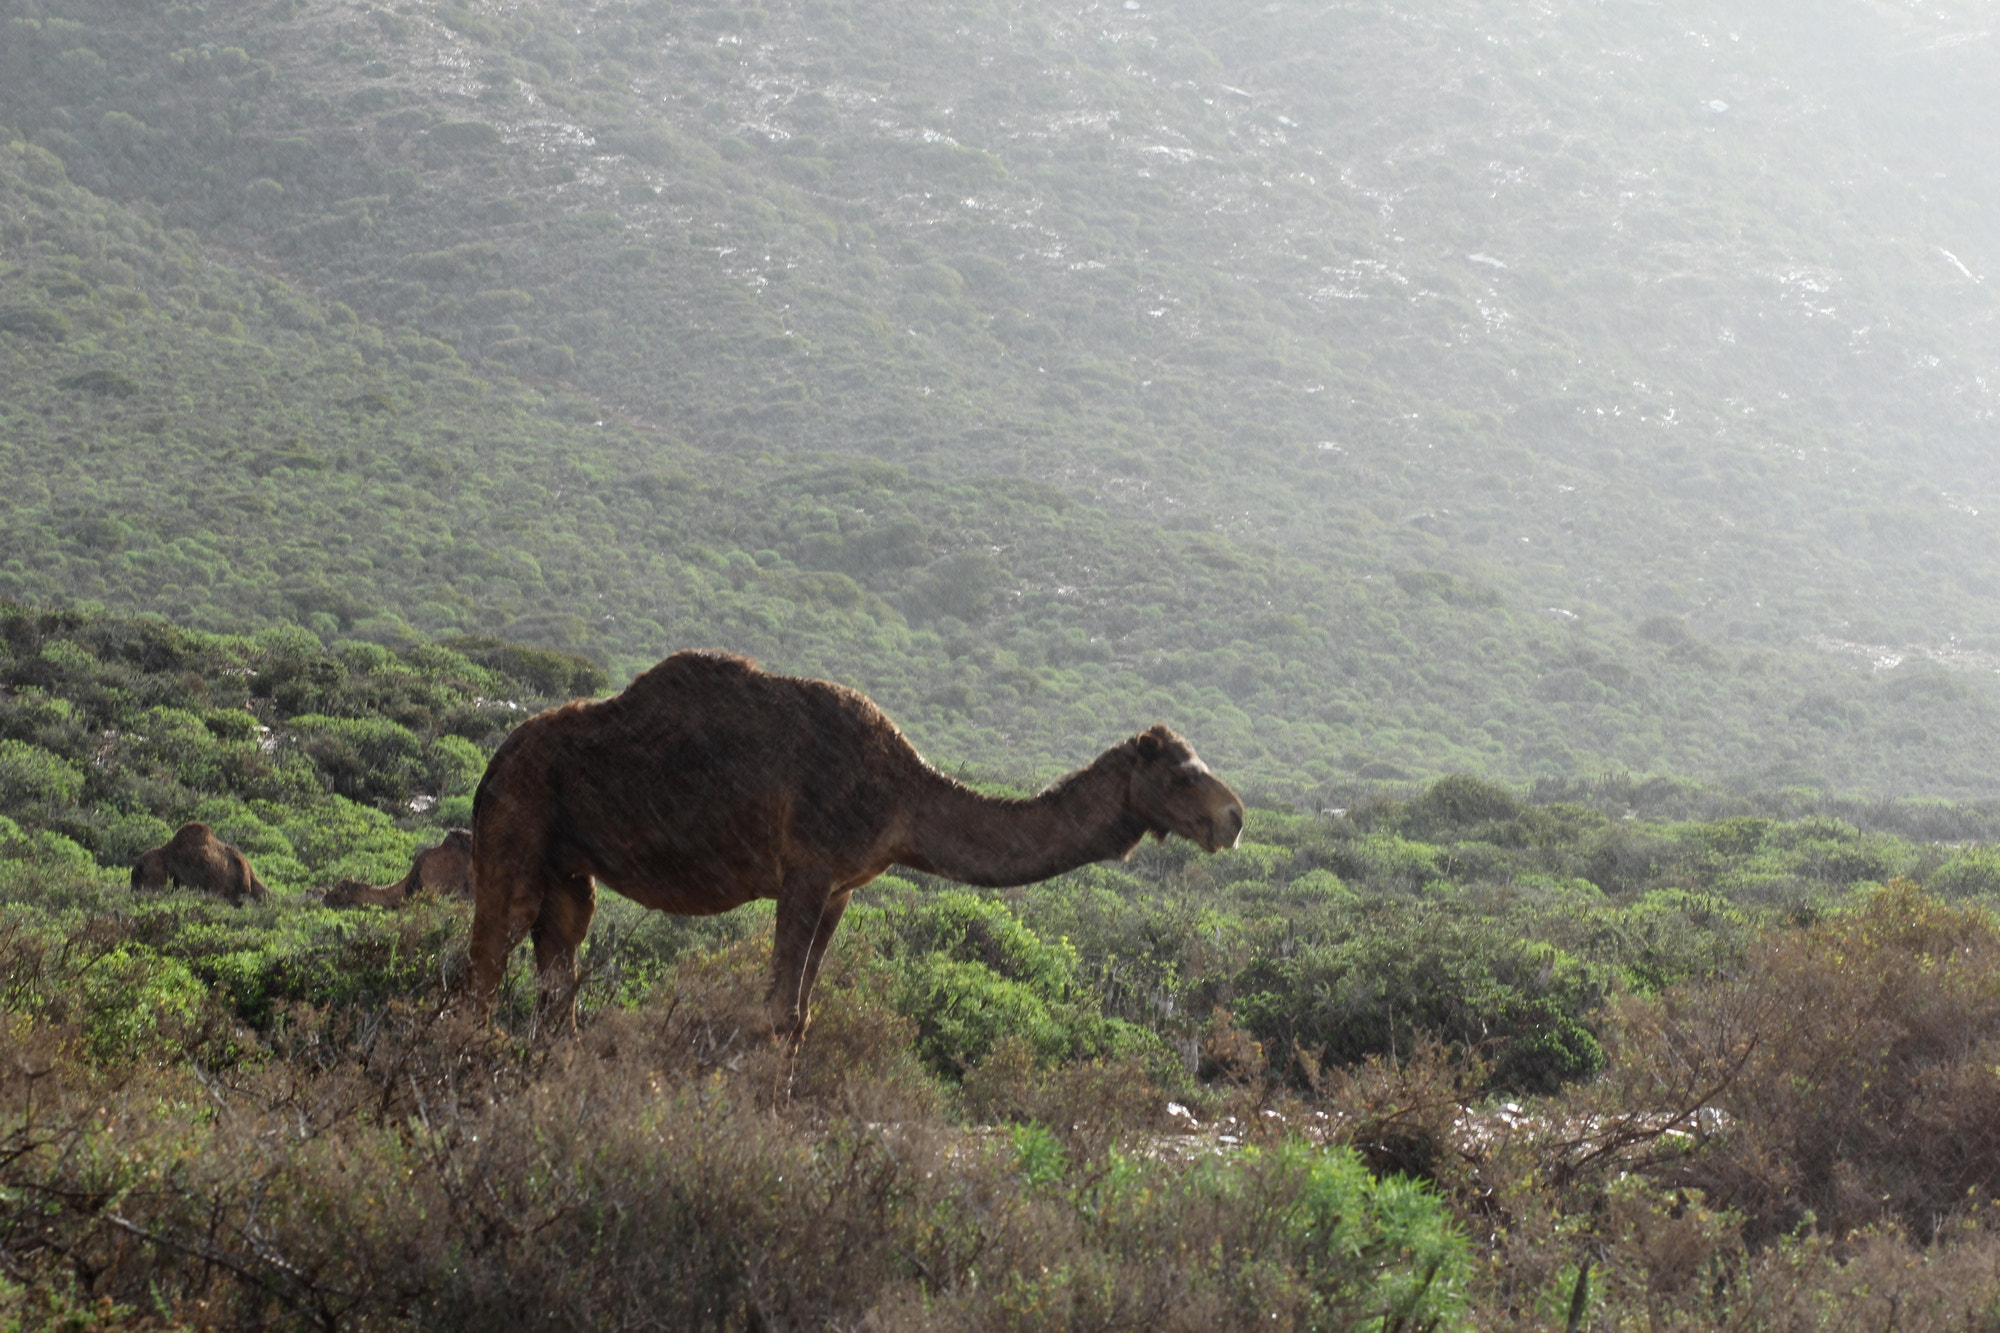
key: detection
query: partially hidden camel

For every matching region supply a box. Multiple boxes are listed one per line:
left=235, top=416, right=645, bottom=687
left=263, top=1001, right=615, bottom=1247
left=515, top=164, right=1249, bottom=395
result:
left=323, top=830, right=473, bottom=909
left=322, top=877, right=403, bottom=909
left=131, top=822, right=269, bottom=906
left=469, top=650, right=1245, bottom=1039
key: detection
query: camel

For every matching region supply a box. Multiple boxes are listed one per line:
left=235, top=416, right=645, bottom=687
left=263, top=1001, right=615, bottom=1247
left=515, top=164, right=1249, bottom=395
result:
left=405, top=827, right=474, bottom=898
left=322, top=829, right=473, bottom=908
left=468, top=650, right=1245, bottom=1039
left=130, top=822, right=269, bottom=906
left=323, top=877, right=405, bottom=908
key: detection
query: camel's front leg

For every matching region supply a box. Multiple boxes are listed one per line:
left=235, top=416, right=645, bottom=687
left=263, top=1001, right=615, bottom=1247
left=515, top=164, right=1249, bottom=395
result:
left=795, top=887, right=854, bottom=1035
left=767, top=871, right=833, bottom=1044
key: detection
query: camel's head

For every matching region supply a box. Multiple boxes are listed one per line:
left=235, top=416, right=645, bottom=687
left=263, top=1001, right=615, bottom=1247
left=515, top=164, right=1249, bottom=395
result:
left=1127, top=724, right=1244, bottom=853
left=129, top=850, right=169, bottom=893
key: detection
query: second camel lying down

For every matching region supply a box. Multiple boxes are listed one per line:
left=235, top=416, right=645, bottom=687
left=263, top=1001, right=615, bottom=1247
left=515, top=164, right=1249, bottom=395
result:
left=323, top=829, right=473, bottom=908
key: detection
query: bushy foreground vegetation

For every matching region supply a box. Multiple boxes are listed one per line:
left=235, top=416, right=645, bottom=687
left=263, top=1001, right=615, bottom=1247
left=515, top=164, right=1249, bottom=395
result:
left=0, top=603, right=1994, bottom=1325
left=5, top=858, right=2000, bottom=1329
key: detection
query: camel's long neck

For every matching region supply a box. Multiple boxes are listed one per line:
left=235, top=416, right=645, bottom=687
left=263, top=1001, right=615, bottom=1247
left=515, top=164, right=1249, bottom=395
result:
left=898, top=753, right=1148, bottom=887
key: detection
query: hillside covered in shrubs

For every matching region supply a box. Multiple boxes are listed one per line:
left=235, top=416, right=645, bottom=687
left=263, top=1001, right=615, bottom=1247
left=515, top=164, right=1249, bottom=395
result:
left=5, top=0, right=2000, bottom=796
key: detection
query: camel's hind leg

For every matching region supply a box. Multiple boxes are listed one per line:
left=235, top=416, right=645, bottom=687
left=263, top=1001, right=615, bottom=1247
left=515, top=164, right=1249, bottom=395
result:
left=467, top=873, right=545, bottom=1019
left=468, top=800, right=556, bottom=1020
left=531, top=875, right=597, bottom=1035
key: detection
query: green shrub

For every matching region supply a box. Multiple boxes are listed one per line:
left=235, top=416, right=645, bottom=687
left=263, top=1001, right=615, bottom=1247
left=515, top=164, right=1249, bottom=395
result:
left=1233, top=914, right=1610, bottom=1092
left=428, top=732, right=487, bottom=797
left=885, top=890, right=1075, bottom=996
left=93, top=809, right=175, bottom=868
left=896, top=953, right=1066, bottom=1074
left=1080, top=1141, right=1471, bottom=1330
left=0, top=738, right=82, bottom=807
left=439, top=635, right=607, bottom=697
left=1927, top=844, right=2000, bottom=898
left=75, top=945, right=207, bottom=1061
left=1618, top=887, right=1749, bottom=992
left=288, top=713, right=425, bottom=808
left=1402, top=772, right=1525, bottom=834
left=128, top=705, right=237, bottom=789
left=0, top=303, right=70, bottom=340
left=1285, top=868, right=1357, bottom=905
left=265, top=794, right=420, bottom=885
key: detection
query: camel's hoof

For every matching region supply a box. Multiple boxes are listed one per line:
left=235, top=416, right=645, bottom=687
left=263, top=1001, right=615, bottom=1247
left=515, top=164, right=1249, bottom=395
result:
left=771, top=1014, right=811, bottom=1051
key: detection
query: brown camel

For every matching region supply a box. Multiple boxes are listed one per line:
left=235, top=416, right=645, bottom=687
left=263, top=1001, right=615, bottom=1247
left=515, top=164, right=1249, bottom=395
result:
left=130, top=822, right=269, bottom=906
left=323, top=830, right=474, bottom=908
left=469, top=650, right=1245, bottom=1038
left=403, top=827, right=474, bottom=898
left=323, top=876, right=405, bottom=908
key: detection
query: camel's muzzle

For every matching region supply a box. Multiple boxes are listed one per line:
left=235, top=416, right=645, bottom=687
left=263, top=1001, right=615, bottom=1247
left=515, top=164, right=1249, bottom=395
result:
left=1204, top=803, right=1245, bottom=852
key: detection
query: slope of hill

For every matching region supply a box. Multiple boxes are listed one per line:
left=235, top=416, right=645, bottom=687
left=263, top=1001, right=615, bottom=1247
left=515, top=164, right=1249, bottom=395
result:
left=4, top=0, right=2000, bottom=796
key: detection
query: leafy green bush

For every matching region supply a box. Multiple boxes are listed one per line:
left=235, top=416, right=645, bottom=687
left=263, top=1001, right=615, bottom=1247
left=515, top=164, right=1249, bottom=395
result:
left=885, top=889, right=1074, bottom=996
left=287, top=713, right=424, bottom=808
left=427, top=732, right=487, bottom=798
left=895, top=953, right=1068, bottom=1073
left=1233, top=913, right=1609, bottom=1093
left=127, top=705, right=238, bottom=789
left=441, top=636, right=606, bottom=698
left=0, top=739, right=82, bottom=807
left=1925, top=844, right=2000, bottom=899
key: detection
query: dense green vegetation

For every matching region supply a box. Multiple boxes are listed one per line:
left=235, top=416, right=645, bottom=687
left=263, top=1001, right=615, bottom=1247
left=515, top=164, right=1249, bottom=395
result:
left=3, top=609, right=2000, bottom=1325
left=2, top=602, right=1996, bottom=1094
left=2, top=0, right=2000, bottom=794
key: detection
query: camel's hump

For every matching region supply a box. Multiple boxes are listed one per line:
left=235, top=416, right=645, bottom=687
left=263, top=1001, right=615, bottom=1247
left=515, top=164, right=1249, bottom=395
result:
left=624, top=649, right=762, bottom=692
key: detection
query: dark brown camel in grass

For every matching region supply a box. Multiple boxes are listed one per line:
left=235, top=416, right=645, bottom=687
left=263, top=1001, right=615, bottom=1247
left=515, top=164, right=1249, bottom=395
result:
left=131, top=822, right=269, bottom=906
left=323, top=877, right=403, bottom=908
left=323, top=830, right=473, bottom=909
left=469, top=650, right=1245, bottom=1039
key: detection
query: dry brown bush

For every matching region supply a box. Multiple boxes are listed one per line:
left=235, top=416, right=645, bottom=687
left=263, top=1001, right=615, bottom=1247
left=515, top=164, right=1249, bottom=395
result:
left=1, top=926, right=1479, bottom=1332
left=0, top=949, right=975, bottom=1330
left=960, top=1034, right=1167, bottom=1161
left=1448, top=881, right=2000, bottom=1329
left=1603, top=879, right=2000, bottom=1244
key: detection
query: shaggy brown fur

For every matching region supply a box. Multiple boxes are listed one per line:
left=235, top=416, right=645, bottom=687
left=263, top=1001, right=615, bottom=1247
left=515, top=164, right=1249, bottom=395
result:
left=130, top=822, right=269, bottom=906
left=469, top=650, right=1244, bottom=1038
left=323, top=830, right=474, bottom=909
